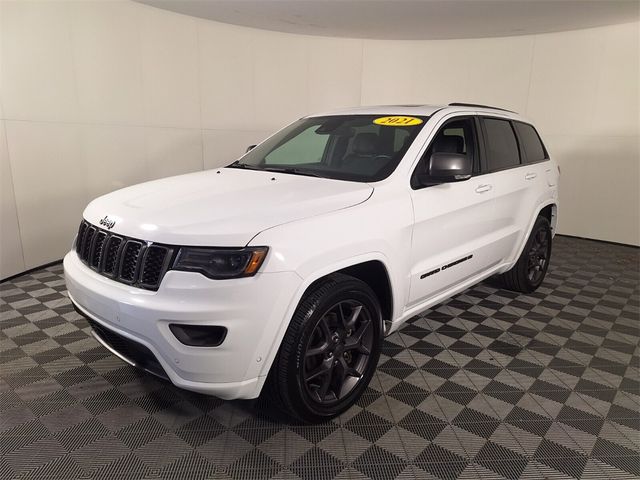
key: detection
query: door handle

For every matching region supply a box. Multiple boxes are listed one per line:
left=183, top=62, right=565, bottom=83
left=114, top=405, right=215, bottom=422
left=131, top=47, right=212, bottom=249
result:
left=475, top=184, right=492, bottom=193
left=525, top=172, right=537, bottom=180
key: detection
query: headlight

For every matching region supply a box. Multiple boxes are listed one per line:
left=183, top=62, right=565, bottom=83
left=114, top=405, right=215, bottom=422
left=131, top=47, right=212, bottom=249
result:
left=172, top=247, right=268, bottom=279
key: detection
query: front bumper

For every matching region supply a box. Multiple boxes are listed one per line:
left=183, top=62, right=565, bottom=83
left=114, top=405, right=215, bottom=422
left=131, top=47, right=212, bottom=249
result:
left=64, top=251, right=302, bottom=399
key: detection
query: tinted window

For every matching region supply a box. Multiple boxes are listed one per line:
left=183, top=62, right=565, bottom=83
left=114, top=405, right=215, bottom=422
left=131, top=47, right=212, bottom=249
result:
left=514, top=122, right=546, bottom=163
left=411, top=117, right=477, bottom=189
left=265, top=126, right=328, bottom=165
left=234, top=115, right=427, bottom=182
left=394, top=128, right=411, bottom=151
left=483, top=118, right=520, bottom=171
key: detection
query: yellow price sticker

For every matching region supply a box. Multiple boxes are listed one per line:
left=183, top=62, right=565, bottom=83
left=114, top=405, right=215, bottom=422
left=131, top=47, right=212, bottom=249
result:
left=373, top=116, right=423, bottom=127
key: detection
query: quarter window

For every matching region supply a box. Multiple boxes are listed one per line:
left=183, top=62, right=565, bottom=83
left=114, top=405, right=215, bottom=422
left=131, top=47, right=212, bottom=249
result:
left=483, top=118, right=520, bottom=171
left=514, top=122, right=547, bottom=164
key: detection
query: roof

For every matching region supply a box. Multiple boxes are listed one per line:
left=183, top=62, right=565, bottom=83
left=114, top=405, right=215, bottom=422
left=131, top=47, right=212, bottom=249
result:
left=311, top=103, right=520, bottom=118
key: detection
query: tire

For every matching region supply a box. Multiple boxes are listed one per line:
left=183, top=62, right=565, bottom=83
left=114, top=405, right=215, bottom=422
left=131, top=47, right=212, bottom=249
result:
left=500, top=215, right=552, bottom=293
left=264, top=273, right=383, bottom=423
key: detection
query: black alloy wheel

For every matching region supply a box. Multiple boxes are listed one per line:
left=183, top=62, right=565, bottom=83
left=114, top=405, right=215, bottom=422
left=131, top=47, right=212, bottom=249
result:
left=302, top=300, right=374, bottom=404
left=527, top=227, right=550, bottom=284
left=264, top=273, right=382, bottom=423
left=500, top=215, right=553, bottom=293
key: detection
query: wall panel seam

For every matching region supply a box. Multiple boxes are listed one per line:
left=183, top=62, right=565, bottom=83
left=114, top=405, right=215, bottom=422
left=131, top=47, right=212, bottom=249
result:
left=196, top=18, right=205, bottom=171
left=1, top=117, right=27, bottom=272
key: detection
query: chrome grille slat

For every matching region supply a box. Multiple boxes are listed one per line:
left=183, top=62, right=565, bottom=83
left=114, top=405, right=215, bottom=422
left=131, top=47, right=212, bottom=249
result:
left=75, top=220, right=172, bottom=291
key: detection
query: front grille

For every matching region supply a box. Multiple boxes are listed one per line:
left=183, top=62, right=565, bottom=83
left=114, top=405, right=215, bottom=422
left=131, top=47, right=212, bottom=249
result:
left=103, top=236, right=123, bottom=275
left=90, top=231, right=107, bottom=269
left=141, top=246, right=170, bottom=287
left=120, top=241, right=143, bottom=283
left=75, top=220, right=174, bottom=291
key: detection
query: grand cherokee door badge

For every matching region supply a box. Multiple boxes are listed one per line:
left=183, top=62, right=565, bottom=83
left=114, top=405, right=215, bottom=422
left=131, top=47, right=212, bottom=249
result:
left=421, top=254, right=473, bottom=279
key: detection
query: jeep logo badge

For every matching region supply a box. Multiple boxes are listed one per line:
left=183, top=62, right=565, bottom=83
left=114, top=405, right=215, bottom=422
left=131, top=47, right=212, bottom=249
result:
left=99, top=215, right=116, bottom=230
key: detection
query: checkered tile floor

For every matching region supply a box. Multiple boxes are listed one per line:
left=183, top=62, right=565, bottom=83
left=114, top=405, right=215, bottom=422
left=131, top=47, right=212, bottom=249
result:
left=1, top=236, right=638, bottom=480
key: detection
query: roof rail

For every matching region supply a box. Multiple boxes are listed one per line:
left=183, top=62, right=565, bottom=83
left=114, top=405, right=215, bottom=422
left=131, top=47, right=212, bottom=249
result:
left=448, top=103, right=517, bottom=113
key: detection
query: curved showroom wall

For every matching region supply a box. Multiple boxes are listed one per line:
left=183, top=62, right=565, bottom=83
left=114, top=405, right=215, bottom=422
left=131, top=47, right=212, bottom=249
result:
left=1, top=0, right=638, bottom=279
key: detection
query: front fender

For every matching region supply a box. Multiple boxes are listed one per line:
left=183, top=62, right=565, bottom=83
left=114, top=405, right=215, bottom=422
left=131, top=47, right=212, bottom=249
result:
left=250, top=250, right=397, bottom=383
left=249, top=189, right=413, bottom=320
left=247, top=191, right=413, bottom=383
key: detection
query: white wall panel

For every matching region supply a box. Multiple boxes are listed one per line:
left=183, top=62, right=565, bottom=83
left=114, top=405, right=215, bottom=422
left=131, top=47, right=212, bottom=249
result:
left=365, top=36, right=534, bottom=111
left=548, top=134, right=640, bottom=245
left=360, top=41, right=420, bottom=105
left=591, top=22, right=639, bottom=137
left=307, top=37, right=363, bottom=113
left=199, top=21, right=254, bottom=130
left=526, top=28, right=602, bottom=136
left=411, top=40, right=474, bottom=104
left=0, top=0, right=637, bottom=275
left=81, top=125, right=147, bottom=199
left=140, top=4, right=201, bottom=128
left=0, top=121, right=25, bottom=278
left=0, top=1, right=78, bottom=122
left=203, top=129, right=270, bottom=169
left=145, top=128, right=203, bottom=180
left=464, top=36, right=534, bottom=113
left=70, top=1, right=144, bottom=125
left=252, top=31, right=309, bottom=130
left=5, top=121, right=85, bottom=269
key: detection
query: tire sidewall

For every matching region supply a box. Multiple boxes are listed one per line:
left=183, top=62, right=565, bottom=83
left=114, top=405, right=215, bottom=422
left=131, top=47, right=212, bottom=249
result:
left=521, top=217, right=552, bottom=290
left=287, top=280, right=382, bottom=421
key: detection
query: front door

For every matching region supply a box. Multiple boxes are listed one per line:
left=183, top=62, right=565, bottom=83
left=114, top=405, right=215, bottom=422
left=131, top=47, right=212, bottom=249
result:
left=407, top=116, right=499, bottom=307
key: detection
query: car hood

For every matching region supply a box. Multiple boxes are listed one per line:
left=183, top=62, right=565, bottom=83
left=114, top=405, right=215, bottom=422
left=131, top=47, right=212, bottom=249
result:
left=83, top=168, right=373, bottom=246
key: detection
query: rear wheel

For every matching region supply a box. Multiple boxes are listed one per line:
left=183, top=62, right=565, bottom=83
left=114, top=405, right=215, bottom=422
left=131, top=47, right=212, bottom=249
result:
left=264, top=273, right=382, bottom=423
left=500, top=215, right=552, bottom=293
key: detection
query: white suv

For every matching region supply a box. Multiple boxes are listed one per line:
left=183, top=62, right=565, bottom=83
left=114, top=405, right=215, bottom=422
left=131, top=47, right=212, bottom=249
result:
left=64, top=103, right=559, bottom=422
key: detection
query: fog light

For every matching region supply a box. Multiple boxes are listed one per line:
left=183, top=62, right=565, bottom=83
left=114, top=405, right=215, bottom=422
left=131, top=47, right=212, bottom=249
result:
left=169, top=324, right=227, bottom=347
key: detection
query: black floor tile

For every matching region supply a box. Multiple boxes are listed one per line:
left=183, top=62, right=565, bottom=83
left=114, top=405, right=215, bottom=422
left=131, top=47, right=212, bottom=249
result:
left=1, top=236, right=638, bottom=479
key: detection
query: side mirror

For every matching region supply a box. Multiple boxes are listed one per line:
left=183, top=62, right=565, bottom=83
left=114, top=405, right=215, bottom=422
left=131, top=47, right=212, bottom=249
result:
left=246, top=144, right=257, bottom=153
left=418, top=152, right=472, bottom=186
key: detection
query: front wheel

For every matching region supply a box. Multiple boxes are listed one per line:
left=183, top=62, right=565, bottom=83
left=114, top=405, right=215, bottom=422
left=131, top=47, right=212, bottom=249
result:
left=264, top=273, right=382, bottom=423
left=500, top=215, right=552, bottom=293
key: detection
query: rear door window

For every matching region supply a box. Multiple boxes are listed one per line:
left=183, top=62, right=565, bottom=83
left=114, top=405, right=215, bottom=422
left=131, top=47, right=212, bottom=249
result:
left=482, top=118, right=520, bottom=171
left=514, top=122, right=547, bottom=164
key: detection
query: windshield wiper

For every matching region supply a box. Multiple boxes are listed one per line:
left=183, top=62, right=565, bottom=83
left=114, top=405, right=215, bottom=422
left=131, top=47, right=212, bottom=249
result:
left=227, top=162, right=325, bottom=178
left=262, top=167, right=325, bottom=178
left=226, top=161, right=263, bottom=170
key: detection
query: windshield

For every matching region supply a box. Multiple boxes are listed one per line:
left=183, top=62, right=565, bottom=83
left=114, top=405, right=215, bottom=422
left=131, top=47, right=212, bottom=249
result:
left=228, top=115, right=428, bottom=182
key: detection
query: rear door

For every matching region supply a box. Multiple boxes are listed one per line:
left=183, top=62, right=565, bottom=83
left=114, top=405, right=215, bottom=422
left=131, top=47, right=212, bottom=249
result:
left=512, top=121, right=553, bottom=254
left=479, top=117, right=548, bottom=263
left=407, top=116, right=499, bottom=307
